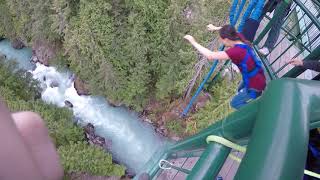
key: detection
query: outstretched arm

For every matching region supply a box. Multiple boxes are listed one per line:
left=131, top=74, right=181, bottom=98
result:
left=184, top=35, right=230, bottom=61
left=289, top=58, right=320, bottom=72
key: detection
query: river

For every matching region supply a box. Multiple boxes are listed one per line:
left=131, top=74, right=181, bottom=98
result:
left=0, top=39, right=166, bottom=174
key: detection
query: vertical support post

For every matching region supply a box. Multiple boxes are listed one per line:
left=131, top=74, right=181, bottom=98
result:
left=186, top=143, right=231, bottom=180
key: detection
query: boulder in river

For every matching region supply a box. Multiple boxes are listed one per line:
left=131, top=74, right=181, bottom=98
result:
left=30, top=50, right=40, bottom=64
left=108, top=99, right=124, bottom=107
left=155, top=125, right=169, bottom=137
left=64, top=100, right=74, bottom=108
left=84, top=123, right=112, bottom=150
left=74, top=76, right=90, bottom=96
left=32, top=39, right=61, bottom=66
left=50, top=81, right=59, bottom=88
left=11, top=38, right=25, bottom=49
left=0, top=53, right=6, bottom=59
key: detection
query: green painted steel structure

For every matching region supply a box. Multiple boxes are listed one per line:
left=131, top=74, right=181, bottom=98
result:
left=136, top=79, right=320, bottom=180
left=134, top=0, right=320, bottom=179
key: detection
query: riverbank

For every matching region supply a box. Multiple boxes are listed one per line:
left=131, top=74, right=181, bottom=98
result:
left=140, top=76, right=239, bottom=139
left=0, top=39, right=158, bottom=178
left=0, top=57, right=125, bottom=180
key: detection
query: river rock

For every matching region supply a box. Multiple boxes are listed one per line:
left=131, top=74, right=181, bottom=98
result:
left=92, top=136, right=106, bottom=147
left=155, top=125, right=169, bottom=136
left=144, top=118, right=153, bottom=124
left=74, top=76, right=90, bottom=96
left=64, top=100, right=74, bottom=108
left=50, top=81, right=59, bottom=88
left=0, top=53, right=6, bottom=59
left=108, top=98, right=124, bottom=107
left=125, top=170, right=136, bottom=179
left=11, top=38, right=25, bottom=49
left=32, top=39, right=61, bottom=66
left=30, top=50, right=39, bottom=64
left=84, top=123, right=112, bottom=150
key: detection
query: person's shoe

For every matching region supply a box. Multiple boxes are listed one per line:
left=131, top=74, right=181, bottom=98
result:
left=258, top=47, right=270, bottom=56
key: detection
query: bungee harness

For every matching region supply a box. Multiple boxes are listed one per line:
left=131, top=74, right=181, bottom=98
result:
left=235, top=44, right=263, bottom=99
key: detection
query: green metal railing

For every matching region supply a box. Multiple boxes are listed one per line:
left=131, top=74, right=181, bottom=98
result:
left=255, top=0, right=320, bottom=80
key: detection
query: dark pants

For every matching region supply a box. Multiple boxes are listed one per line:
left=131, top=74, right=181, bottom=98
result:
left=259, top=1, right=292, bottom=50
left=241, top=1, right=291, bottom=44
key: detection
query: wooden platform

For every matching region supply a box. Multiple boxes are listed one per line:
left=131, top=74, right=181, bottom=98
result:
left=155, top=151, right=243, bottom=180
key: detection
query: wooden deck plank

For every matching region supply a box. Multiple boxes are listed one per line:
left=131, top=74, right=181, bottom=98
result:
left=224, top=152, right=240, bottom=180
left=182, top=157, right=199, bottom=171
left=219, top=155, right=236, bottom=178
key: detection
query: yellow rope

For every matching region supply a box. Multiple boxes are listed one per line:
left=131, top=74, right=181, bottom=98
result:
left=206, top=135, right=246, bottom=152
left=305, top=170, right=320, bottom=179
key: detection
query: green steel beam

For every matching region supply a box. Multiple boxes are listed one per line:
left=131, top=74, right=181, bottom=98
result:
left=186, top=143, right=230, bottom=180
left=234, top=79, right=320, bottom=180
left=168, top=149, right=204, bottom=160
left=167, top=100, right=260, bottom=154
left=264, top=15, right=312, bottom=55
left=293, top=0, right=320, bottom=31
left=253, top=45, right=277, bottom=80
left=262, top=4, right=312, bottom=53
left=136, top=79, right=320, bottom=179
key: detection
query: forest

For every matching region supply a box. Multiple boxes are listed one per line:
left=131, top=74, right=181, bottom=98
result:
left=0, top=0, right=229, bottom=110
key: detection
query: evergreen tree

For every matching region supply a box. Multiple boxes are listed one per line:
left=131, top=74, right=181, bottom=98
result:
left=0, top=0, right=230, bottom=110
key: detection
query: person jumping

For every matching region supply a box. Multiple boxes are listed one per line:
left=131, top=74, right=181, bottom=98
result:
left=184, top=25, right=266, bottom=109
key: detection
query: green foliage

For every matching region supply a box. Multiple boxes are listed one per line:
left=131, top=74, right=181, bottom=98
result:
left=186, top=76, right=239, bottom=135
left=0, top=60, right=40, bottom=101
left=0, top=0, right=11, bottom=38
left=0, top=0, right=230, bottom=111
left=3, top=0, right=58, bottom=43
left=166, top=120, right=184, bottom=136
left=58, top=142, right=125, bottom=177
left=7, top=100, right=84, bottom=147
left=0, top=58, right=124, bottom=177
left=50, top=0, right=80, bottom=38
